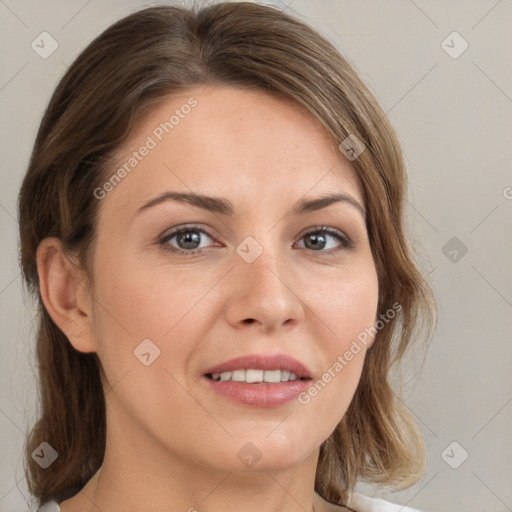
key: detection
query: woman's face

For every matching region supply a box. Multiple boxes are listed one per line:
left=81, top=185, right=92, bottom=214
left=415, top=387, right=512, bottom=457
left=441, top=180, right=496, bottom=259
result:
left=86, top=84, right=379, bottom=472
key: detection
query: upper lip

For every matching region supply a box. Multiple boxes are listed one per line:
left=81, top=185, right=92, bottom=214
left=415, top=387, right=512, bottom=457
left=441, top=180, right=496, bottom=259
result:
left=202, top=353, right=312, bottom=379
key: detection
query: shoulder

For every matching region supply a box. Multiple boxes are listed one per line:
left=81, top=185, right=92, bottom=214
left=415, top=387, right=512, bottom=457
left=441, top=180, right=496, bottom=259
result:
left=347, top=492, right=424, bottom=512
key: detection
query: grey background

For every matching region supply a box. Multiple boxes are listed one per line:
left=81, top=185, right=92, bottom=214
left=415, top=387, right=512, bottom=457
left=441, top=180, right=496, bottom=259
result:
left=1, top=0, right=511, bottom=511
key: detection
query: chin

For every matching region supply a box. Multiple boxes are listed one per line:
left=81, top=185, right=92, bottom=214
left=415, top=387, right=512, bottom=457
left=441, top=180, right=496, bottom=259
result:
left=214, top=436, right=316, bottom=473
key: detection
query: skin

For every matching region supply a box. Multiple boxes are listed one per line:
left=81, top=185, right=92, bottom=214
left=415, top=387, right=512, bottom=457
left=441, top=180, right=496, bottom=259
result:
left=37, top=84, right=379, bottom=512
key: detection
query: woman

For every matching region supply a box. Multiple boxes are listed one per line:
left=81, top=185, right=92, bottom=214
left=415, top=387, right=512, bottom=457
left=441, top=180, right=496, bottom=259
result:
left=18, top=2, right=437, bottom=511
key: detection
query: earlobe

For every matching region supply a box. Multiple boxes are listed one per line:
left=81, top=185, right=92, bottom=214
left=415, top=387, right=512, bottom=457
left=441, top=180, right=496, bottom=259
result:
left=36, top=237, right=96, bottom=353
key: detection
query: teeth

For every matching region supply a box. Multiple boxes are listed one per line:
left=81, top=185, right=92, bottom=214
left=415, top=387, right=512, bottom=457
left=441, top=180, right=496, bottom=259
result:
left=261, top=370, right=280, bottom=383
left=231, top=370, right=245, bottom=382
left=210, top=369, right=301, bottom=383
left=246, top=369, right=263, bottom=383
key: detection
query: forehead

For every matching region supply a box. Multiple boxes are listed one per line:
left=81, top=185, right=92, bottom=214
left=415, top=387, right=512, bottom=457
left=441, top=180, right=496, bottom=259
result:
left=101, top=84, right=363, bottom=216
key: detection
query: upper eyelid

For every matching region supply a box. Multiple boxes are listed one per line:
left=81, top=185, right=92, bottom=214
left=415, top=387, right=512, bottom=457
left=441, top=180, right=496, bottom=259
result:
left=160, top=224, right=217, bottom=241
left=160, top=224, right=345, bottom=237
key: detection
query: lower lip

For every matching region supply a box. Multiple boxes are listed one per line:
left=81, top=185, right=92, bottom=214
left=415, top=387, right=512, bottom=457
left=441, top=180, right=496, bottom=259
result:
left=202, top=376, right=311, bottom=408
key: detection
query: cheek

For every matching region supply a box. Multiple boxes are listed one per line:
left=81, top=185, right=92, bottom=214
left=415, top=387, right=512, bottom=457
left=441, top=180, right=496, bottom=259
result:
left=89, top=254, right=199, bottom=432
left=89, top=248, right=216, bottom=396
left=92, top=247, right=197, bottom=341
left=299, top=262, right=378, bottom=419
left=310, top=261, right=379, bottom=353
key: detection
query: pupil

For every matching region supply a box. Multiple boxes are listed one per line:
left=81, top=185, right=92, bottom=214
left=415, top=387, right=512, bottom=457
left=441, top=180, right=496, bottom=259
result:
left=306, top=233, right=325, bottom=250
left=179, top=231, right=200, bottom=249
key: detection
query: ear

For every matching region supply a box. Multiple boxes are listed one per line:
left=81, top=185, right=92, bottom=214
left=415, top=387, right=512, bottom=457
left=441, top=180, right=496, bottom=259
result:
left=36, top=237, right=96, bottom=353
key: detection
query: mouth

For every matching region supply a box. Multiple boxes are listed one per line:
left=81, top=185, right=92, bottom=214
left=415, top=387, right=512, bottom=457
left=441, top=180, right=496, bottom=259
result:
left=201, top=353, right=313, bottom=407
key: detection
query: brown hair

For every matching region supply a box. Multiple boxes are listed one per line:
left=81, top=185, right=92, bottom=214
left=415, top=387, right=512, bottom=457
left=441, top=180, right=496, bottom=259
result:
left=18, top=2, right=437, bottom=508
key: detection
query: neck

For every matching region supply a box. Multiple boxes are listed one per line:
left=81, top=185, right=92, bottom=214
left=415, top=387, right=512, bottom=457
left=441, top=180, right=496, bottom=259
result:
left=77, top=464, right=320, bottom=512
left=68, top=413, right=322, bottom=512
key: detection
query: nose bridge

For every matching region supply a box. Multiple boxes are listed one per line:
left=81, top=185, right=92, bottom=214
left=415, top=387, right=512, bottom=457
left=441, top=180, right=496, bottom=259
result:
left=238, top=225, right=291, bottom=283
left=225, top=232, right=304, bottom=330
left=242, top=239, right=284, bottom=292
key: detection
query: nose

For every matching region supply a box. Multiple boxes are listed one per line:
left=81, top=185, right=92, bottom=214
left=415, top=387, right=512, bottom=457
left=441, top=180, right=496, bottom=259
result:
left=224, top=244, right=305, bottom=334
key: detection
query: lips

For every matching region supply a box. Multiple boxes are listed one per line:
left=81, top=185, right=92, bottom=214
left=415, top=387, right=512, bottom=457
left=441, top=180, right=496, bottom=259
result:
left=202, top=353, right=312, bottom=380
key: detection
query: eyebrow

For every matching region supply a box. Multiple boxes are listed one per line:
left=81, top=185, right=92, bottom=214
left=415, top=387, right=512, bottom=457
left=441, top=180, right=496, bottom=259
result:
left=135, top=191, right=366, bottom=220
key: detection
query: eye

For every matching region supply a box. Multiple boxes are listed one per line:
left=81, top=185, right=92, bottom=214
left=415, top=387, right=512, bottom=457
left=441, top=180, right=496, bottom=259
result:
left=295, top=226, right=355, bottom=253
left=158, top=225, right=216, bottom=256
left=158, top=225, right=355, bottom=257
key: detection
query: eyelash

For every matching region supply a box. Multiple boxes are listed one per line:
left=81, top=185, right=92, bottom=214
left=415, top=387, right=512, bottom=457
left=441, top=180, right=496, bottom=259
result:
left=158, top=224, right=355, bottom=257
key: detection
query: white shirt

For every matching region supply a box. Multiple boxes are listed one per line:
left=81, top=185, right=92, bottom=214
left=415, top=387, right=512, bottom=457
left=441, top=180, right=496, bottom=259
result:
left=36, top=492, right=423, bottom=511
left=349, top=492, right=423, bottom=511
